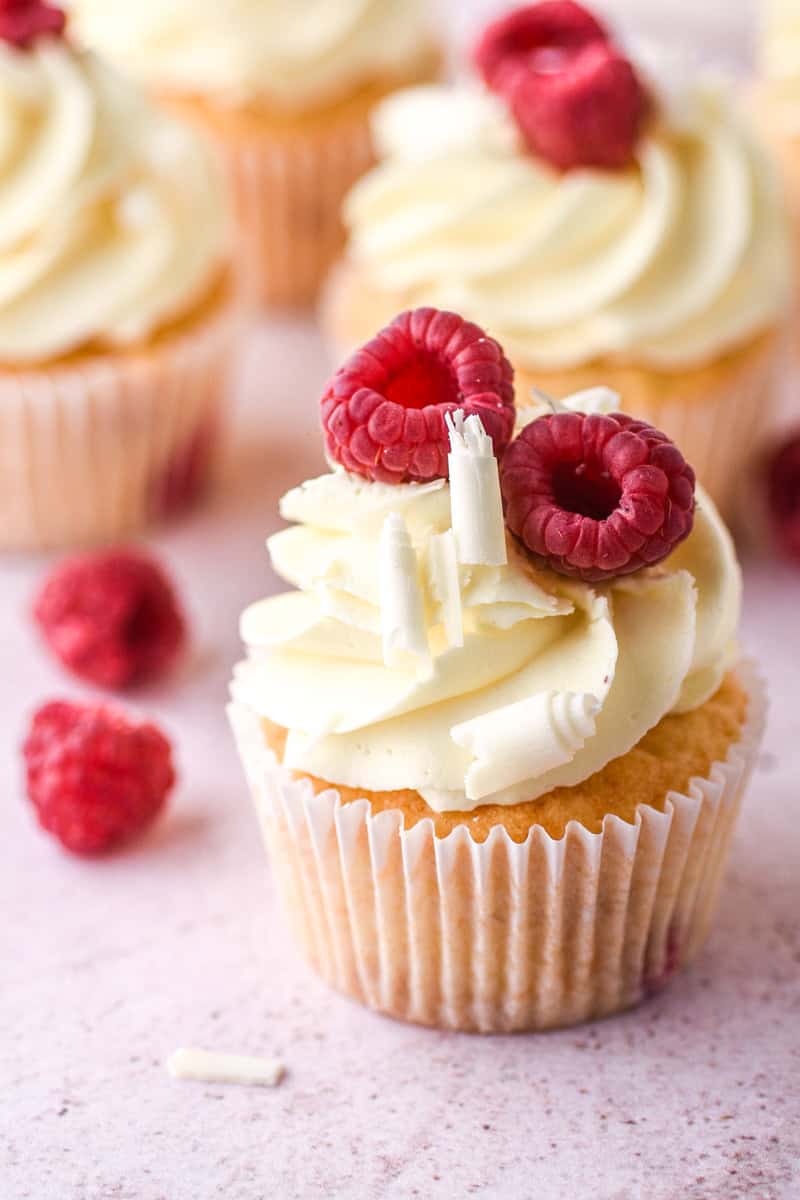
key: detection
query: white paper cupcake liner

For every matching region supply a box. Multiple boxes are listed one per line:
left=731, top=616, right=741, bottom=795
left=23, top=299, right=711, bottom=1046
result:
left=216, top=115, right=375, bottom=308
left=0, top=289, right=239, bottom=551
left=229, top=662, right=765, bottom=1033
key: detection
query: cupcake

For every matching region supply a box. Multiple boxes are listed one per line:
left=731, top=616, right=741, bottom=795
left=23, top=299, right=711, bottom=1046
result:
left=0, top=4, right=236, bottom=551
left=229, top=306, right=764, bottom=1033
left=324, top=1, right=791, bottom=517
left=68, top=0, right=441, bottom=308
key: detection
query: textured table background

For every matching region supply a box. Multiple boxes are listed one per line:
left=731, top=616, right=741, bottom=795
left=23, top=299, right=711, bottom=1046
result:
left=3, top=3, right=799, bottom=1199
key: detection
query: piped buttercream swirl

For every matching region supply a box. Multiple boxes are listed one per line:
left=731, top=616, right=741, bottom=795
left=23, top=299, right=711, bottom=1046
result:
left=0, top=41, right=227, bottom=362
left=67, top=0, right=434, bottom=109
left=343, top=81, right=789, bottom=370
left=233, top=392, right=741, bottom=813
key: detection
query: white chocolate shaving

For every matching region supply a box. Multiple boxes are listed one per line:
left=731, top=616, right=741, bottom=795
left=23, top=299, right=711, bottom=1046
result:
left=425, top=530, right=463, bottom=648
left=379, top=512, right=430, bottom=668
left=446, top=411, right=507, bottom=566
left=451, top=691, right=600, bottom=802
left=167, top=1048, right=285, bottom=1088
left=563, top=386, right=621, bottom=416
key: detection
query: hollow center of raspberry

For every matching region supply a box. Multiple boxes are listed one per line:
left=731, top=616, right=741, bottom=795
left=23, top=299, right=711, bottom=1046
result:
left=552, top=461, right=621, bottom=521
left=383, top=351, right=459, bottom=411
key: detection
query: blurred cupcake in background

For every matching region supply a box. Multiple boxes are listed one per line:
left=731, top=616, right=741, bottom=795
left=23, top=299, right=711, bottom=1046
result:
left=68, top=0, right=441, bottom=308
left=0, top=3, right=236, bottom=551
left=324, top=1, right=791, bottom=517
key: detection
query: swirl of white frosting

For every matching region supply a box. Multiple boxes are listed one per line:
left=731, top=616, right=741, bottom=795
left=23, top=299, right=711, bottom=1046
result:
left=761, top=0, right=800, bottom=133
left=343, top=82, right=790, bottom=370
left=67, top=0, right=434, bottom=109
left=232, top=392, right=741, bottom=814
left=0, top=42, right=227, bottom=362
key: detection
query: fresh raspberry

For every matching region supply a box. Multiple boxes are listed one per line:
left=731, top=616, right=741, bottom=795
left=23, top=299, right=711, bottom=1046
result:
left=34, top=549, right=186, bottom=689
left=321, top=308, right=516, bottom=484
left=506, top=39, right=649, bottom=170
left=23, top=700, right=175, bottom=855
left=0, top=0, right=66, bottom=47
left=473, top=1, right=607, bottom=92
left=473, top=1, right=648, bottom=171
left=766, top=430, right=800, bottom=564
left=500, top=411, right=695, bottom=582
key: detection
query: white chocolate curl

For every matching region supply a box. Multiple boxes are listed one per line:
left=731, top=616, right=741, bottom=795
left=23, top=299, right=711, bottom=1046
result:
left=446, top=411, right=507, bottom=566
left=425, top=530, right=463, bottom=649
left=379, top=512, right=430, bottom=668
left=167, top=1048, right=285, bottom=1088
left=451, top=691, right=600, bottom=802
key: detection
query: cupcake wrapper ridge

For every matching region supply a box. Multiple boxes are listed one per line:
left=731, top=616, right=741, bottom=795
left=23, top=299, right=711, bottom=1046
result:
left=229, top=661, right=766, bottom=1034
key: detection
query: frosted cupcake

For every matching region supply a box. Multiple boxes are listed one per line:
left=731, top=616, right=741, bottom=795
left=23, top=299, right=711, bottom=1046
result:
left=68, top=0, right=440, bottom=308
left=0, top=4, right=235, bottom=550
left=229, top=306, right=764, bottom=1033
left=325, top=1, right=790, bottom=516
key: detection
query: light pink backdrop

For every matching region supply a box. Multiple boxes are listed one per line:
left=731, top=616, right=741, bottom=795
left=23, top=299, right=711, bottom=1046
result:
left=3, top=3, right=799, bottom=1198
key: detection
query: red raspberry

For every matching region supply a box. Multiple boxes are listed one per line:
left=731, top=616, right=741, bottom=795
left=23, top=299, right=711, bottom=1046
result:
left=0, top=0, right=66, bottom=47
left=321, top=308, right=516, bottom=484
left=766, top=430, right=800, bottom=564
left=34, top=549, right=186, bottom=689
left=506, top=39, right=649, bottom=170
left=473, top=2, right=648, bottom=171
left=23, top=700, right=175, bottom=855
left=473, top=1, right=607, bottom=92
left=500, top=411, right=695, bottom=582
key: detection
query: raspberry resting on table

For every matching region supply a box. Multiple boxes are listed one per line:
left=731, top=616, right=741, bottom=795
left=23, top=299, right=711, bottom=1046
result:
left=473, top=2, right=649, bottom=171
left=0, top=0, right=66, bottom=48
left=321, top=308, right=516, bottom=484
left=500, top=410, right=695, bottom=582
left=23, top=700, right=175, bottom=855
left=34, top=548, right=187, bottom=689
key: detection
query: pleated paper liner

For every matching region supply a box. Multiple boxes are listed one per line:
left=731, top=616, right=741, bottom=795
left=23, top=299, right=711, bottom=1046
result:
left=164, top=50, right=441, bottom=309
left=0, top=277, right=240, bottom=552
left=229, top=661, right=765, bottom=1034
left=320, top=261, right=785, bottom=520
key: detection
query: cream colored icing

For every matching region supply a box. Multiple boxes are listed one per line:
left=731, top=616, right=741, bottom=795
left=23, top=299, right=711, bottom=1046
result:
left=344, top=81, right=789, bottom=370
left=761, top=0, right=800, bottom=133
left=232, top=392, right=741, bottom=813
left=0, top=42, right=227, bottom=362
left=67, top=0, right=433, bottom=109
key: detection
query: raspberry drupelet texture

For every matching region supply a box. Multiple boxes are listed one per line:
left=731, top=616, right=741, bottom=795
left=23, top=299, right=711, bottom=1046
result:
left=0, top=0, right=66, bottom=47
left=321, top=308, right=516, bottom=484
left=500, top=411, right=695, bottom=582
left=23, top=701, right=175, bottom=855
left=34, top=549, right=186, bottom=689
left=473, top=1, right=648, bottom=171
left=766, top=430, right=800, bottom=564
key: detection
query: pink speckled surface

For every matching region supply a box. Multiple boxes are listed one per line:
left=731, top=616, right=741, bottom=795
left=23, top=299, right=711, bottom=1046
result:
left=3, top=4, right=800, bottom=1198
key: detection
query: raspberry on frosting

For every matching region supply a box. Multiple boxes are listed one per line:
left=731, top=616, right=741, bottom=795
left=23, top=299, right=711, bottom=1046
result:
left=500, top=410, right=695, bottom=581
left=0, top=0, right=66, bottom=47
left=473, top=2, right=649, bottom=171
left=321, top=308, right=516, bottom=484
left=23, top=700, right=175, bottom=855
left=473, top=0, right=607, bottom=91
left=34, top=548, right=186, bottom=689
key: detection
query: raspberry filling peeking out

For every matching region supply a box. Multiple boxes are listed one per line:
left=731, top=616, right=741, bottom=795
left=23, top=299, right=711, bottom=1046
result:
left=0, top=0, right=66, bottom=48
left=473, top=1, right=649, bottom=171
left=500, top=410, right=695, bottom=582
left=321, top=308, right=516, bottom=484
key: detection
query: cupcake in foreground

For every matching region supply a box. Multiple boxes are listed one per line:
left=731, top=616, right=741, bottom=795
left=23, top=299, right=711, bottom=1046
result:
left=229, top=307, right=764, bottom=1033
left=324, top=0, right=791, bottom=516
left=68, top=0, right=441, bottom=308
left=0, top=4, right=236, bottom=551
